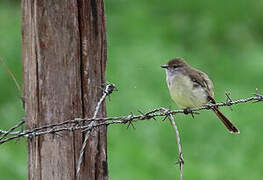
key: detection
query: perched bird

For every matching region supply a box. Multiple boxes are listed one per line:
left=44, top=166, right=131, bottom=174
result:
left=161, top=57, right=239, bottom=134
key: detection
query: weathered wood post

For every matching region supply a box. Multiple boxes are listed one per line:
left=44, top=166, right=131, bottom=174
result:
left=21, top=0, right=108, bottom=179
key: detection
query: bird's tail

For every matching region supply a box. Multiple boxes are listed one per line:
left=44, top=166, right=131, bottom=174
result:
left=212, top=107, right=240, bottom=134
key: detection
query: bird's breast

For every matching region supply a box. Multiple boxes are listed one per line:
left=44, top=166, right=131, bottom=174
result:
left=166, top=73, right=208, bottom=108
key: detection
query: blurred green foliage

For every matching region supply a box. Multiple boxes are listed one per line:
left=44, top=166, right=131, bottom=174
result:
left=1, top=0, right=263, bottom=179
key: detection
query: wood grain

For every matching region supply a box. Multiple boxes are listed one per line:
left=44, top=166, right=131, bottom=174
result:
left=21, top=0, right=108, bottom=179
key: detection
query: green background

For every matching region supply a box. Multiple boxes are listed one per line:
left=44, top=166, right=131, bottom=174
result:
left=1, top=0, right=263, bottom=179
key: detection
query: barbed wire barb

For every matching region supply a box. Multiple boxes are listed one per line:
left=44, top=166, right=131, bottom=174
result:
left=225, top=92, right=233, bottom=111
left=0, top=120, right=25, bottom=141
left=252, top=88, right=263, bottom=103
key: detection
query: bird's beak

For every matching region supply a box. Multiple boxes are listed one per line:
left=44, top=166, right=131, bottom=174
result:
left=160, top=65, right=168, bottom=69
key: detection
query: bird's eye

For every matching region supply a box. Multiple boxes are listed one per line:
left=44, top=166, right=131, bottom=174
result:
left=173, top=65, right=177, bottom=68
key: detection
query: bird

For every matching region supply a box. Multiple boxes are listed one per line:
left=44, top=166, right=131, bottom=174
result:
left=161, top=57, right=239, bottom=134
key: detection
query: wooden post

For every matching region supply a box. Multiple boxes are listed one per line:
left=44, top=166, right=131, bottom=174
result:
left=21, top=0, right=108, bottom=179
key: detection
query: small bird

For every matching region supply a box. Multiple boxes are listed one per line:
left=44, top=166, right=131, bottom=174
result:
left=161, top=57, right=239, bottom=134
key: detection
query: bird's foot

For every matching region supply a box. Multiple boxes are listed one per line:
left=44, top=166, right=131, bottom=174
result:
left=183, top=108, right=195, bottom=119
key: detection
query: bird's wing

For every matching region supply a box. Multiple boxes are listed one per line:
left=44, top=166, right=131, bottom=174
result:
left=187, top=68, right=215, bottom=100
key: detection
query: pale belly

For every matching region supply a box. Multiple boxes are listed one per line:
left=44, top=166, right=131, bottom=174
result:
left=167, top=74, right=208, bottom=108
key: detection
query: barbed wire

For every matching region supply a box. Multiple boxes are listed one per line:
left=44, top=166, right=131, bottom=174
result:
left=0, top=119, right=25, bottom=141
left=76, top=83, right=115, bottom=179
left=0, top=90, right=262, bottom=145
left=169, top=113, right=184, bottom=180
left=0, top=83, right=262, bottom=179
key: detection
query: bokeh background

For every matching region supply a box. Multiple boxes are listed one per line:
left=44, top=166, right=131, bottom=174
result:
left=1, top=0, right=263, bottom=179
